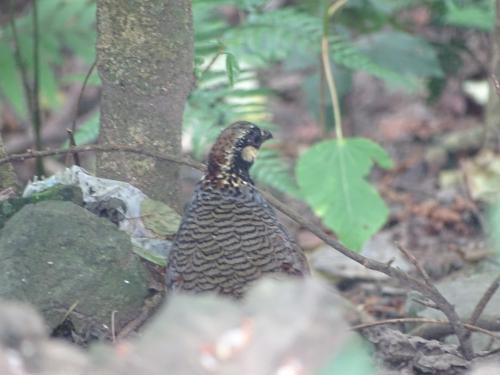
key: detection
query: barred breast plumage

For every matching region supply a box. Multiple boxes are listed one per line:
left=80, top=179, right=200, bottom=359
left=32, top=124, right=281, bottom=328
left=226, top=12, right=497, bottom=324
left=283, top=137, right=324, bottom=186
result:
left=165, top=121, right=310, bottom=298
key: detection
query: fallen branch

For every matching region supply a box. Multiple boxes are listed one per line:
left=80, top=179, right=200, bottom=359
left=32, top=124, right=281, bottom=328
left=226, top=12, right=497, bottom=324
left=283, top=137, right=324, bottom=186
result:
left=395, top=243, right=473, bottom=358
left=351, top=317, right=500, bottom=341
left=0, top=143, right=475, bottom=359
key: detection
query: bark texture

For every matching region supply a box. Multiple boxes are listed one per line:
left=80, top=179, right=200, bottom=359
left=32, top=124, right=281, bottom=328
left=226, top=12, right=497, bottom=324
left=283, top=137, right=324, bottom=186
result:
left=486, top=0, right=500, bottom=149
left=0, top=136, right=16, bottom=190
left=96, top=0, right=193, bottom=208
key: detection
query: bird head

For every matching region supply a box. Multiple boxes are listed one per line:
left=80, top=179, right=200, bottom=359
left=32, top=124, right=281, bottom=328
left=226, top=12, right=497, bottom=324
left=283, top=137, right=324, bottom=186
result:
left=206, top=121, right=273, bottom=186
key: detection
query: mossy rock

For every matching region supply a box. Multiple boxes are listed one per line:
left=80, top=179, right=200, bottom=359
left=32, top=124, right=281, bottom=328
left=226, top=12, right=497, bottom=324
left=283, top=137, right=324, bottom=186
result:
left=0, top=200, right=149, bottom=338
left=0, top=185, right=83, bottom=230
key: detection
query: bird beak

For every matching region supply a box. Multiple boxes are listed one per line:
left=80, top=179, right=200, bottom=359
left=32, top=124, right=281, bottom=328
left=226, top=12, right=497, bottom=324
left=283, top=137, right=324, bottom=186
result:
left=261, top=129, right=273, bottom=142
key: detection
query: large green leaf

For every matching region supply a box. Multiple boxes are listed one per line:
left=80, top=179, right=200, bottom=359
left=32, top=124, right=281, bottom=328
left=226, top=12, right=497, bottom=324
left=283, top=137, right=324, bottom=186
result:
left=296, top=138, right=393, bottom=250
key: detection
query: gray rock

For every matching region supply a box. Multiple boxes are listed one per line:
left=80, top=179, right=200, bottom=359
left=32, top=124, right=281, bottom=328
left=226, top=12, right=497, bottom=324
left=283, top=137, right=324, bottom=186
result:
left=0, top=201, right=149, bottom=338
left=0, top=300, right=89, bottom=375
left=406, top=269, right=500, bottom=352
left=102, top=278, right=356, bottom=375
left=407, top=271, right=500, bottom=321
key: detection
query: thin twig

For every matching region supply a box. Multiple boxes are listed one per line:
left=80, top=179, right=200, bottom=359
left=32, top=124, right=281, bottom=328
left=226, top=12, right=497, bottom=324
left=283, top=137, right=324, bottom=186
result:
left=117, top=292, right=163, bottom=340
left=65, top=129, right=81, bottom=166
left=320, top=0, right=347, bottom=139
left=320, top=0, right=346, bottom=140
left=60, top=300, right=79, bottom=323
left=8, top=0, right=34, bottom=117
left=413, top=297, right=439, bottom=310
left=0, top=144, right=203, bottom=170
left=469, top=276, right=500, bottom=326
left=71, top=60, right=96, bottom=134
left=395, top=242, right=473, bottom=359
left=396, top=242, right=431, bottom=284
left=201, top=49, right=223, bottom=78
left=351, top=317, right=500, bottom=341
left=32, top=0, right=44, bottom=176
left=318, top=58, right=327, bottom=135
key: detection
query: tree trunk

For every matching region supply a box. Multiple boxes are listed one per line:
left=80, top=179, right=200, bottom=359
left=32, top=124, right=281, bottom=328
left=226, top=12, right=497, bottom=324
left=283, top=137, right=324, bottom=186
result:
left=485, top=0, right=500, bottom=149
left=96, top=0, right=193, bottom=209
left=0, top=136, right=16, bottom=190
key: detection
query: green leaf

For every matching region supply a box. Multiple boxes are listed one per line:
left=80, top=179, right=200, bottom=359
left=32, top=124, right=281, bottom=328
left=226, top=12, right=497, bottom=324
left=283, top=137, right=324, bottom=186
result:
left=252, top=148, right=302, bottom=198
left=296, top=138, right=393, bottom=250
left=132, top=245, right=167, bottom=267
left=225, top=52, right=240, bottom=86
left=330, top=35, right=415, bottom=89
left=141, top=198, right=182, bottom=237
left=39, top=56, right=60, bottom=109
left=224, top=9, right=321, bottom=65
left=357, top=31, right=443, bottom=79
left=0, top=44, right=26, bottom=117
left=443, top=0, right=494, bottom=31
left=317, top=337, right=374, bottom=375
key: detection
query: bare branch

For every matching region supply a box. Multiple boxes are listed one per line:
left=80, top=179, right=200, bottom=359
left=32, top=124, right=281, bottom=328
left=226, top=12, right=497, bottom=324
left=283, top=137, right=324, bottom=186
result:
left=0, top=144, right=203, bottom=171
left=470, top=276, right=500, bottom=326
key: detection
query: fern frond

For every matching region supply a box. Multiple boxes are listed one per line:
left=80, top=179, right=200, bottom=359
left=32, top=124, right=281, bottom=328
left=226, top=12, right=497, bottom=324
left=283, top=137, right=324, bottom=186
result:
left=224, top=9, right=321, bottom=64
left=330, top=35, right=414, bottom=87
left=251, top=148, right=301, bottom=198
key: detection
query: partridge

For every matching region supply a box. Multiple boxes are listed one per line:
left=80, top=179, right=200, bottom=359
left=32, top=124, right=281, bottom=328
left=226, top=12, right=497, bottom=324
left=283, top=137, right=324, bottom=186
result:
left=165, top=121, right=309, bottom=298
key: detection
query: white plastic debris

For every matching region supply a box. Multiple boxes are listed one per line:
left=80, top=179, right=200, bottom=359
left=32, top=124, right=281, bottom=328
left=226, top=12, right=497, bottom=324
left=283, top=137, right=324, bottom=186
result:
left=23, top=166, right=175, bottom=265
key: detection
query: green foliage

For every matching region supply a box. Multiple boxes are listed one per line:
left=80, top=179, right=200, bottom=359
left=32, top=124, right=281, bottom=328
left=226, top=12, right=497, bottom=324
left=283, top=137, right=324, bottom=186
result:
left=224, top=53, right=241, bottom=86
left=187, top=0, right=305, bottom=197
left=224, top=8, right=321, bottom=65
left=188, top=0, right=430, bottom=202
left=251, top=148, right=301, bottom=198
left=357, top=31, right=443, bottom=86
left=3, top=0, right=494, bottom=248
left=442, top=0, right=494, bottom=31
left=318, top=337, right=374, bottom=374
left=0, top=0, right=96, bottom=119
left=331, top=35, right=415, bottom=88
left=296, top=138, right=393, bottom=250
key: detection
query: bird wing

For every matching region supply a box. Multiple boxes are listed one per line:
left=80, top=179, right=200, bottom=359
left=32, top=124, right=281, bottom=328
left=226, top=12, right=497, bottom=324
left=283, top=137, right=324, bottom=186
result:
left=165, top=184, right=309, bottom=297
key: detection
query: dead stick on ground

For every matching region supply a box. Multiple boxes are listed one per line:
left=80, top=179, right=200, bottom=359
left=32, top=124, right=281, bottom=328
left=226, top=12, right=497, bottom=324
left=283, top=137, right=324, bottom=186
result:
left=351, top=317, right=500, bottom=341
left=0, top=144, right=475, bottom=359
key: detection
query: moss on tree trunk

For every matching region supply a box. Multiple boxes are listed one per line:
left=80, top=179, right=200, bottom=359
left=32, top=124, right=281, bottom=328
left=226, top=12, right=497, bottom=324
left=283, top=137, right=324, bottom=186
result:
left=0, top=136, right=16, bottom=190
left=96, top=0, right=193, bottom=209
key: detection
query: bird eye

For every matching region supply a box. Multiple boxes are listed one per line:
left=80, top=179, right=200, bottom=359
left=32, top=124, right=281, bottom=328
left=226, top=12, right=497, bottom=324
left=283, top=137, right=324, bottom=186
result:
left=251, top=132, right=261, bottom=144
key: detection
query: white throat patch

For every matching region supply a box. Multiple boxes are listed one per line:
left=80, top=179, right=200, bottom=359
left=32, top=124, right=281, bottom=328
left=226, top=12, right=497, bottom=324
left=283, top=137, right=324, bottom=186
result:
left=241, top=145, right=258, bottom=162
